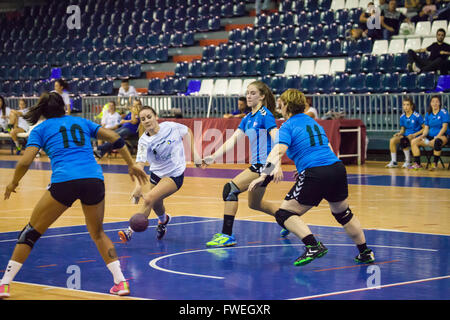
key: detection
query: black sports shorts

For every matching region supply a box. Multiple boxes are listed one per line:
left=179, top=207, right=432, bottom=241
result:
left=150, top=172, right=184, bottom=190
left=48, top=178, right=105, bottom=207
left=249, top=163, right=274, bottom=187
left=285, top=161, right=348, bottom=206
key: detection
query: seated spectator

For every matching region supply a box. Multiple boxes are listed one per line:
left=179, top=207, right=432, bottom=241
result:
left=409, top=95, right=449, bottom=170
left=52, top=79, right=71, bottom=115
left=223, top=97, right=250, bottom=119
left=8, top=99, right=30, bottom=155
left=101, top=101, right=121, bottom=130
left=407, top=28, right=450, bottom=74
left=381, top=0, right=410, bottom=40
left=405, top=0, right=421, bottom=15
left=304, top=97, right=318, bottom=119
left=95, top=99, right=141, bottom=158
left=386, top=97, right=424, bottom=168
left=118, top=79, right=138, bottom=106
left=0, top=95, right=11, bottom=133
left=411, top=0, right=437, bottom=23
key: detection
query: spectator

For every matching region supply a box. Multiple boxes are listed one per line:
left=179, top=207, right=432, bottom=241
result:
left=358, top=2, right=382, bottom=40
left=304, top=96, right=318, bottom=119
left=52, top=79, right=71, bottom=115
left=386, top=97, right=424, bottom=168
left=411, top=0, right=437, bottom=23
left=101, top=101, right=121, bottom=130
left=8, top=99, right=29, bottom=155
left=407, top=28, right=450, bottom=74
left=95, top=99, right=141, bottom=158
left=405, top=0, right=421, bottom=15
left=381, top=0, right=410, bottom=40
left=223, top=97, right=250, bottom=119
left=409, top=95, right=449, bottom=170
left=0, top=95, right=11, bottom=133
left=378, top=0, right=389, bottom=12
left=118, top=79, right=138, bottom=106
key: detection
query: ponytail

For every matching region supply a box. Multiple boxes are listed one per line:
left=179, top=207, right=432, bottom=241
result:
left=24, top=92, right=66, bottom=125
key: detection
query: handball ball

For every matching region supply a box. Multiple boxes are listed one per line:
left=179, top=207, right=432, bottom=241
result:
left=130, top=213, right=149, bottom=232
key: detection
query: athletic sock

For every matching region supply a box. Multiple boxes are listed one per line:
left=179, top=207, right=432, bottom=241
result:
left=391, top=153, right=397, bottom=162
left=302, top=234, right=319, bottom=247
left=106, top=260, right=126, bottom=284
left=403, top=149, right=411, bottom=162
left=222, top=215, right=235, bottom=236
left=0, top=260, right=23, bottom=285
left=357, top=243, right=368, bottom=253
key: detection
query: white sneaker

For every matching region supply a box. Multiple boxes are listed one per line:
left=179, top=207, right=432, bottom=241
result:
left=385, top=161, right=398, bottom=168
left=402, top=162, right=411, bottom=168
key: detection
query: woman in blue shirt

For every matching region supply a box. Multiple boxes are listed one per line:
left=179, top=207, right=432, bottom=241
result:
left=0, top=92, right=147, bottom=299
left=201, top=81, right=284, bottom=247
left=249, top=89, right=374, bottom=267
left=410, top=95, right=449, bottom=170
left=386, top=97, right=424, bottom=168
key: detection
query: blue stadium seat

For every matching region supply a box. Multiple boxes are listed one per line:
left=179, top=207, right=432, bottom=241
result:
left=365, top=72, right=382, bottom=93
left=356, top=38, right=373, bottom=54
left=307, top=10, right=321, bottom=25
left=88, top=79, right=102, bottom=95
left=301, top=75, right=317, bottom=94
left=60, top=64, right=72, bottom=79
left=82, top=63, right=94, bottom=78
left=77, top=49, right=89, bottom=64
left=326, top=39, right=342, bottom=56
left=156, top=47, right=168, bottom=62
left=242, top=28, right=256, bottom=43
left=256, top=59, right=271, bottom=76
left=268, top=26, right=282, bottom=42
left=214, top=45, right=227, bottom=60
left=233, top=2, right=246, bottom=16
left=215, top=60, right=229, bottom=77
left=22, top=80, right=33, bottom=96
left=271, top=76, right=287, bottom=94
left=77, top=79, right=90, bottom=95
left=241, top=43, right=256, bottom=59
left=335, top=9, right=349, bottom=25
left=342, top=40, right=358, bottom=56
left=161, top=77, right=175, bottom=95
left=320, top=10, right=334, bottom=25
left=323, top=23, right=339, bottom=40
left=170, top=32, right=183, bottom=47
left=381, top=72, right=400, bottom=92
left=174, top=77, right=188, bottom=93
left=268, top=12, right=281, bottom=27
left=305, top=0, right=319, bottom=11
left=158, top=33, right=171, bottom=47
left=269, top=42, right=283, bottom=58
left=316, top=74, right=334, bottom=93
left=182, top=32, right=195, bottom=46
left=270, top=59, right=286, bottom=75
left=227, top=43, right=242, bottom=60
left=40, top=65, right=51, bottom=80
left=242, top=58, right=257, bottom=76
left=377, top=54, right=394, bottom=73
left=255, top=42, right=270, bottom=59
left=229, top=59, right=243, bottom=76
left=393, top=53, right=408, bottom=72
left=185, top=79, right=201, bottom=95
left=292, top=1, right=305, bottom=13
left=298, top=41, right=312, bottom=57
left=349, top=73, right=366, bottom=93
left=202, top=45, right=215, bottom=60
left=201, top=60, right=215, bottom=77
left=19, top=66, right=30, bottom=81
left=11, top=81, right=22, bottom=96
left=175, top=62, right=189, bottom=77
left=295, top=11, right=308, bottom=25
left=208, top=17, right=221, bottom=31
left=280, top=12, right=295, bottom=26
left=345, top=55, right=362, bottom=73
left=132, top=47, right=145, bottom=62
left=228, top=29, right=242, bottom=43
left=312, top=40, right=327, bottom=57
left=0, top=66, right=7, bottom=81
left=286, top=75, right=301, bottom=90
left=282, top=42, right=299, bottom=58
left=399, top=73, right=417, bottom=92
left=361, top=54, right=378, bottom=73
left=105, top=63, right=118, bottom=78
left=281, top=25, right=296, bottom=42
left=129, top=63, right=141, bottom=78
left=148, top=78, right=162, bottom=95
left=221, top=3, right=233, bottom=18
left=30, top=65, right=40, bottom=80
left=197, top=16, right=209, bottom=32
left=333, top=73, right=350, bottom=93
left=255, top=27, right=268, bottom=43
left=319, top=0, right=332, bottom=11
left=295, top=25, right=309, bottom=42
left=94, top=64, right=106, bottom=78
left=309, top=24, right=324, bottom=40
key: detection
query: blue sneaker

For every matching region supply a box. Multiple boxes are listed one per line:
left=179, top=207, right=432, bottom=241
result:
left=156, top=214, right=171, bottom=240
left=206, top=233, right=237, bottom=247
left=280, top=228, right=290, bottom=238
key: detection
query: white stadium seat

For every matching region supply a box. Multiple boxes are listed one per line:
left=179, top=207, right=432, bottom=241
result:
left=298, top=60, right=315, bottom=76
left=314, top=59, right=330, bottom=75
left=227, top=79, right=242, bottom=96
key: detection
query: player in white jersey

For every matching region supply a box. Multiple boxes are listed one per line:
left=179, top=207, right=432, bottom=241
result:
left=118, top=106, right=202, bottom=242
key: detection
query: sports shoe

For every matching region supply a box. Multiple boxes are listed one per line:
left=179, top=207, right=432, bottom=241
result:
left=355, top=249, right=375, bottom=264
left=0, top=284, right=10, bottom=299
left=109, top=281, right=130, bottom=296
left=385, top=161, right=398, bottom=168
left=156, top=214, right=171, bottom=240
left=294, top=242, right=328, bottom=266
left=93, top=149, right=104, bottom=159
left=280, top=228, right=290, bottom=238
left=402, top=161, right=411, bottom=168
left=206, top=233, right=237, bottom=247
left=15, top=145, right=21, bottom=155
left=408, top=163, right=422, bottom=170
left=428, top=163, right=437, bottom=171
left=118, top=228, right=133, bottom=243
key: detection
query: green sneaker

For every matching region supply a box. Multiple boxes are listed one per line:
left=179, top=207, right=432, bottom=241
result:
left=280, top=228, right=290, bottom=238
left=294, top=242, right=328, bottom=266
left=355, top=249, right=375, bottom=264
left=206, top=233, right=237, bottom=247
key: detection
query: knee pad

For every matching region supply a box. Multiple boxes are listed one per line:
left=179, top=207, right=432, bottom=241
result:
left=17, top=223, right=41, bottom=249
left=222, top=181, right=241, bottom=201
left=332, top=207, right=354, bottom=226
left=400, top=137, right=410, bottom=149
left=434, top=138, right=443, bottom=151
left=275, top=209, right=297, bottom=229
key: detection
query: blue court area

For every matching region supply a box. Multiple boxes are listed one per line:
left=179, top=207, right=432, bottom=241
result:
left=0, top=216, right=448, bottom=300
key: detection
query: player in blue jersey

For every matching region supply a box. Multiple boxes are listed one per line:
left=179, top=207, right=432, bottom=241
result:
left=249, top=89, right=374, bottom=267
left=386, top=97, right=424, bottom=168
left=201, top=80, right=286, bottom=247
left=0, top=92, right=148, bottom=299
left=410, top=95, right=449, bottom=170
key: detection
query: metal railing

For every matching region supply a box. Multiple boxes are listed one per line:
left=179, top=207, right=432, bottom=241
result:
left=6, top=92, right=450, bottom=132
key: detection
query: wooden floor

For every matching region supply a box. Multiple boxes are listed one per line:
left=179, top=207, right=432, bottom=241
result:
left=1, top=149, right=449, bottom=299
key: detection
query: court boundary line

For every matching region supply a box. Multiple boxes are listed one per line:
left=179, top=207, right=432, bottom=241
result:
left=289, top=275, right=450, bottom=300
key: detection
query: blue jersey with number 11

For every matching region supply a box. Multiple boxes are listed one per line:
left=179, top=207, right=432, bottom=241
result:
left=278, top=113, right=340, bottom=172
left=26, top=116, right=103, bottom=183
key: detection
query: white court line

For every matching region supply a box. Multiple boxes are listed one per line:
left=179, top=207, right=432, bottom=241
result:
left=290, top=275, right=450, bottom=300
left=148, top=243, right=438, bottom=280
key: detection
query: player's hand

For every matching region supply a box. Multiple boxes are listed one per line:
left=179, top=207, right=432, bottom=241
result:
left=4, top=182, right=18, bottom=200
left=272, top=167, right=283, bottom=184
left=128, top=165, right=148, bottom=186
left=130, top=186, right=142, bottom=204
left=248, top=176, right=266, bottom=192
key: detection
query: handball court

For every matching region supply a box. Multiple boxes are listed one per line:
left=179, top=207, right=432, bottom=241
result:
left=0, top=151, right=449, bottom=300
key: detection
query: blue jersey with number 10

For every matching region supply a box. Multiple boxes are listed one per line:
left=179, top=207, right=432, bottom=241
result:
left=278, top=113, right=340, bottom=172
left=26, top=116, right=103, bottom=183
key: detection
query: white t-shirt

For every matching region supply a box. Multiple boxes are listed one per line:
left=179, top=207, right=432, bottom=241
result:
left=0, top=107, right=11, bottom=130
left=17, top=108, right=30, bottom=132
left=101, top=111, right=122, bottom=129
left=118, top=85, right=137, bottom=97
left=306, top=107, right=318, bottom=119
left=51, top=90, right=71, bottom=111
left=136, top=122, right=188, bottom=177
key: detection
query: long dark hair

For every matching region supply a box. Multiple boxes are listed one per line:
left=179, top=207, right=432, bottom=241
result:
left=55, top=79, right=69, bottom=91
left=427, top=95, right=441, bottom=114
left=24, top=92, right=66, bottom=125
left=403, top=96, right=416, bottom=112
left=0, top=95, right=6, bottom=115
